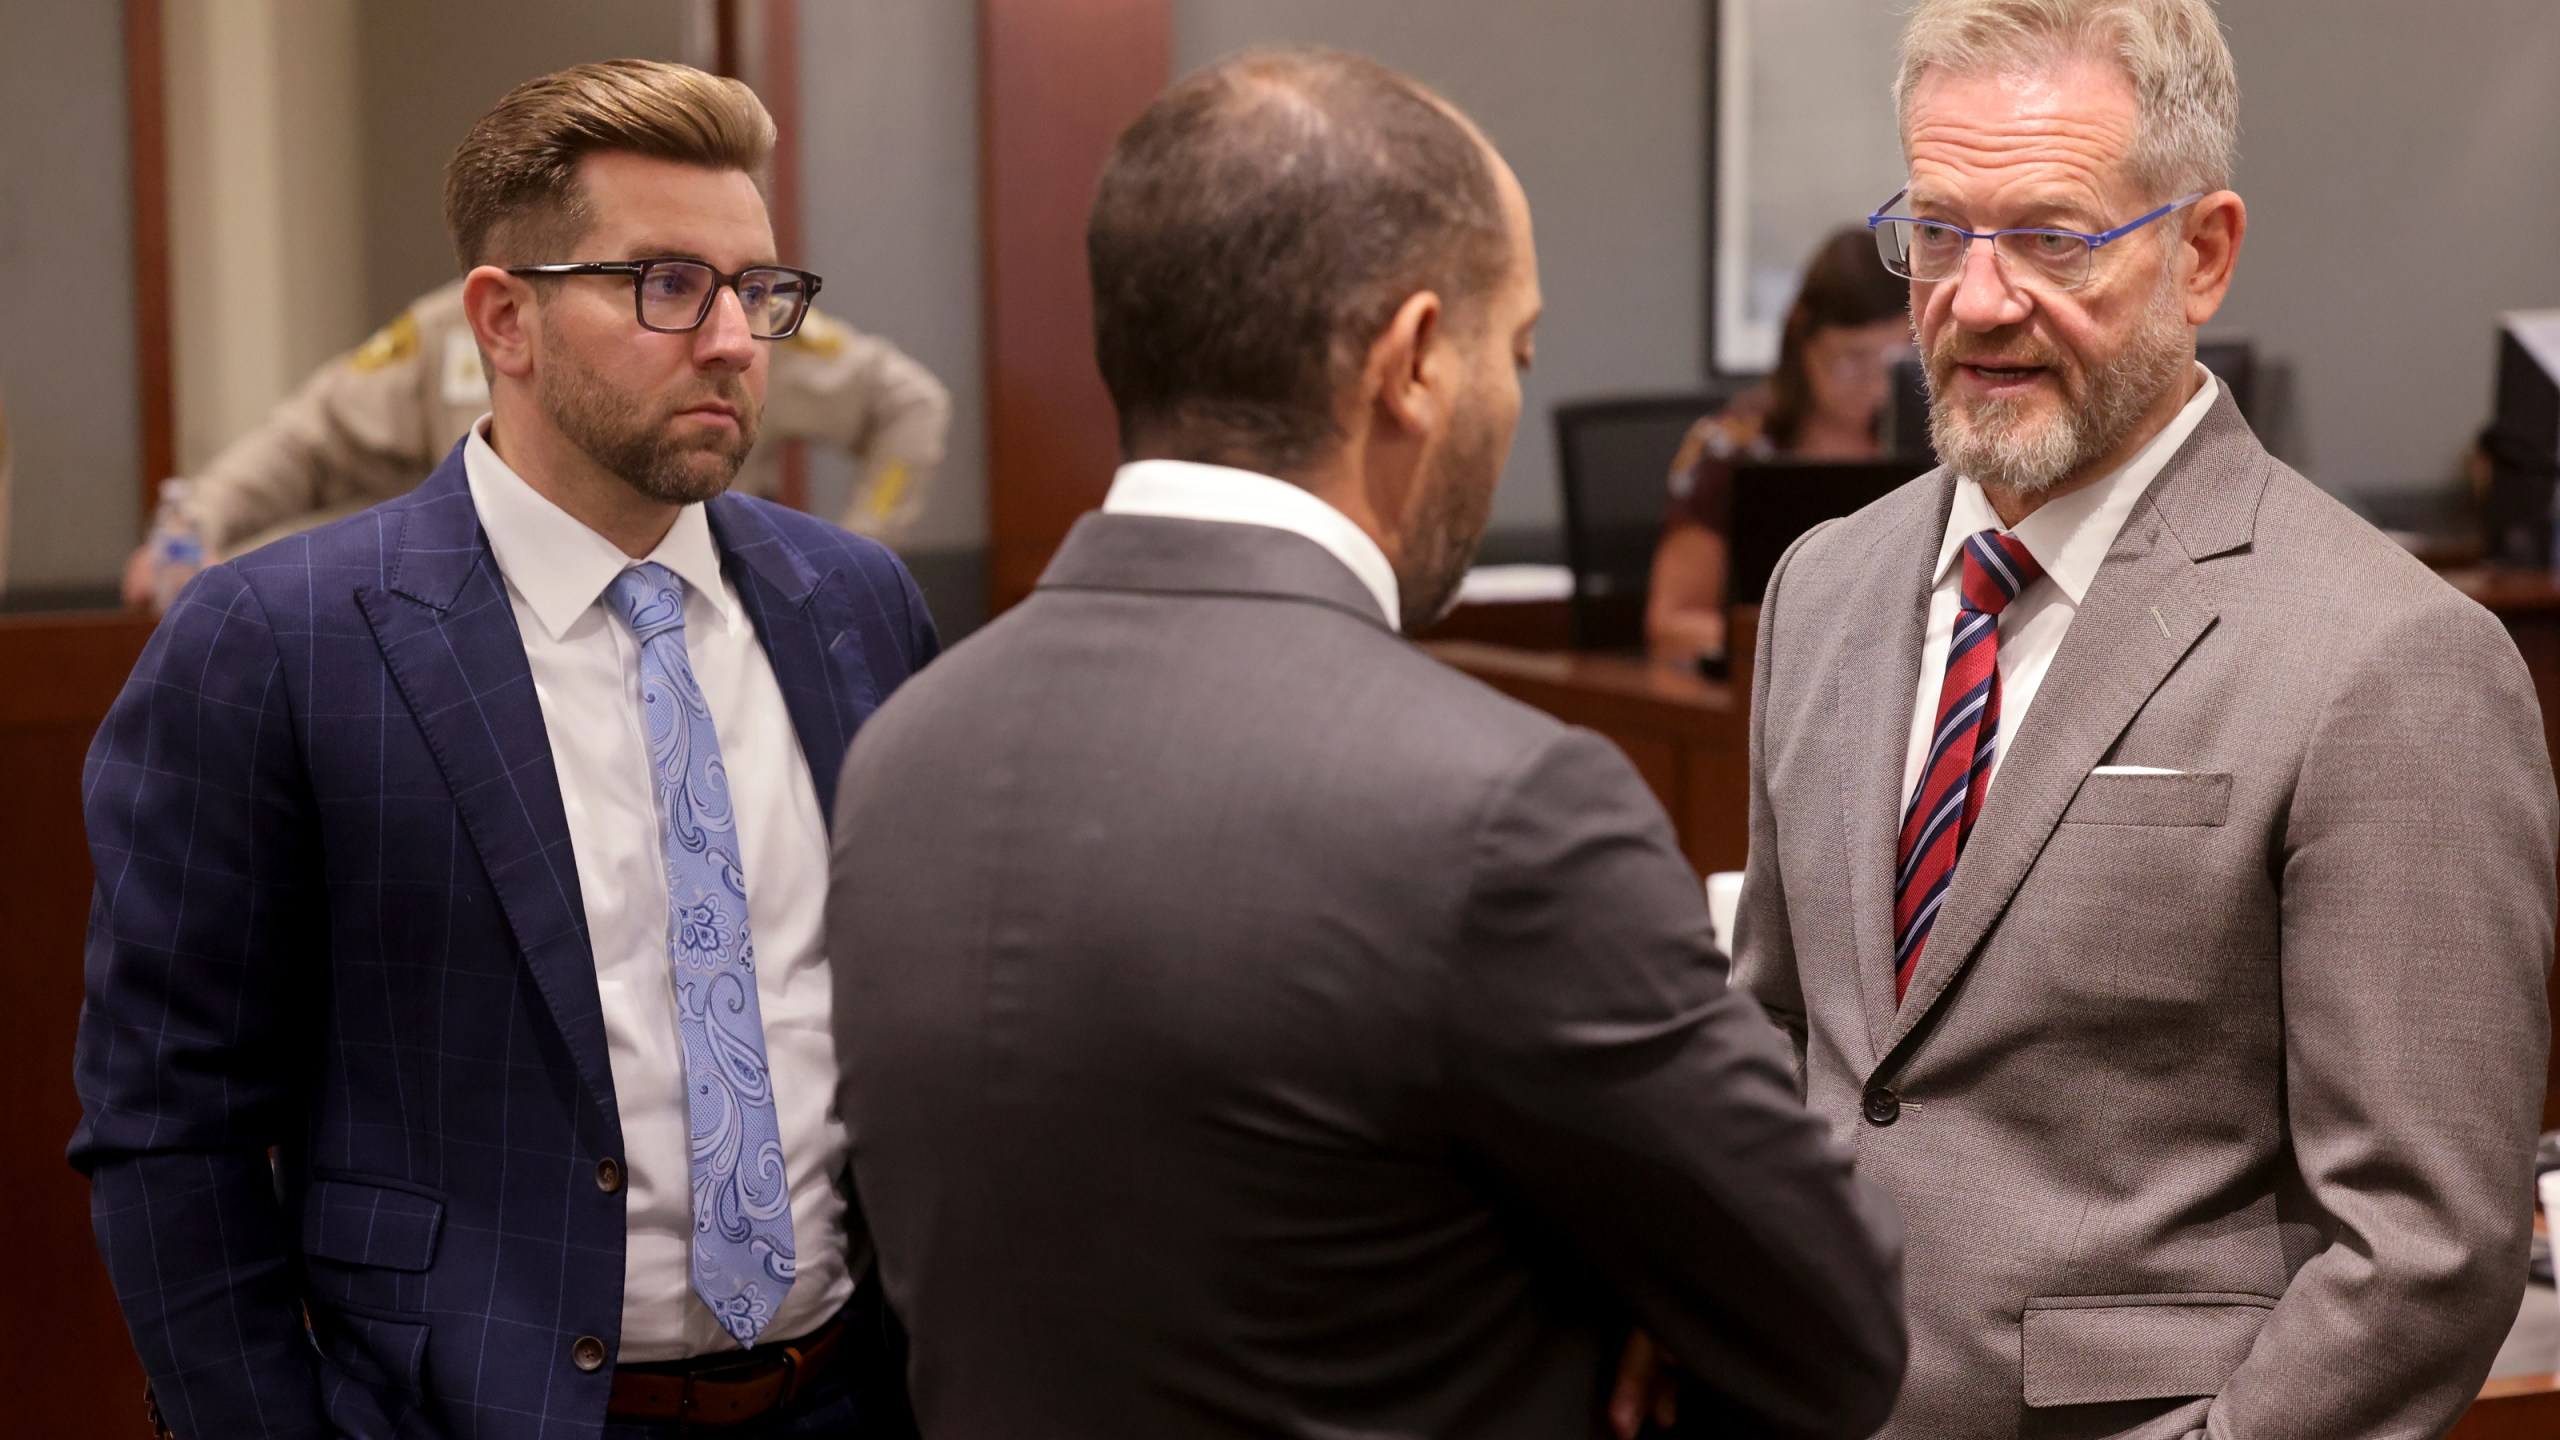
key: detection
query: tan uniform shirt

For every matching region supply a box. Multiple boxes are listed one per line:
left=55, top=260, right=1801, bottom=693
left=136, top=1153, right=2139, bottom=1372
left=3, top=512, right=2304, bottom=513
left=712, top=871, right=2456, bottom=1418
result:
left=189, top=278, right=951, bottom=558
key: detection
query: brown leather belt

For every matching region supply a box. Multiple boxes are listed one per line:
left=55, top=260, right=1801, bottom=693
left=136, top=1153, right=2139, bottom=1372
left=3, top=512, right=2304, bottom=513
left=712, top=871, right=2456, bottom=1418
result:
left=606, top=1306, right=849, bottom=1429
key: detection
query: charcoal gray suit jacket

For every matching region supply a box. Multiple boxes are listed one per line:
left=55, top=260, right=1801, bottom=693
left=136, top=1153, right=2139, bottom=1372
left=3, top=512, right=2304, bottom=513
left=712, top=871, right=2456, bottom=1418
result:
left=1736, top=387, right=2558, bottom=1440
left=827, top=511, right=1905, bottom=1439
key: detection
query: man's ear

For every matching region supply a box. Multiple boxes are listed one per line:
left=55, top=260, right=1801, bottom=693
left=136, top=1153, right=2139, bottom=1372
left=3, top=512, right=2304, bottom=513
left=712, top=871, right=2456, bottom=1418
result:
left=2179, top=191, right=2246, bottom=328
left=460, top=265, right=539, bottom=381
left=1367, top=290, right=1448, bottom=440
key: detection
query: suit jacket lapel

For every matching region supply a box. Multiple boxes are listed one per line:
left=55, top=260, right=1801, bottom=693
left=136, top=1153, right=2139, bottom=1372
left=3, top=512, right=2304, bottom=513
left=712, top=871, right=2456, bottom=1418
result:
left=1885, top=390, right=2267, bottom=1051
left=709, top=495, right=870, bottom=827
left=354, top=454, right=619, bottom=1118
left=1835, top=476, right=1955, bottom=1059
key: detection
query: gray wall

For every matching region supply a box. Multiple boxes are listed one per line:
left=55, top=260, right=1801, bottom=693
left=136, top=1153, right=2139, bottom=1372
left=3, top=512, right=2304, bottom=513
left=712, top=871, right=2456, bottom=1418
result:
left=796, top=0, right=989, bottom=634
left=2212, top=0, right=2560, bottom=496
left=1176, top=1, right=1709, bottom=552
left=0, top=0, right=141, bottom=592
left=355, top=0, right=690, bottom=324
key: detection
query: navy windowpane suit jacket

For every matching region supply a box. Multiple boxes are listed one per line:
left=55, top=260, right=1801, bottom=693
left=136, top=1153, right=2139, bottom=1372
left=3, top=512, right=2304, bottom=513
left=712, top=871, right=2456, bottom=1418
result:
left=69, top=447, right=939, bottom=1439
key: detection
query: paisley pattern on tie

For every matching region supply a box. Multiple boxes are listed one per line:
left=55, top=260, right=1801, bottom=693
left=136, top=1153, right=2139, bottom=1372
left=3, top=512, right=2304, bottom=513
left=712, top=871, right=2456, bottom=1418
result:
left=605, top=562, right=795, bottom=1347
left=1891, top=529, right=2045, bottom=1004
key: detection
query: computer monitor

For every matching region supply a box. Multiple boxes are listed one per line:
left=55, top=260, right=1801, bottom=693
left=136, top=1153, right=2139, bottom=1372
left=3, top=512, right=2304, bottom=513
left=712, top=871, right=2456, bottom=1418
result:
left=1727, top=458, right=1933, bottom=607
left=2483, top=310, right=2560, bottom=568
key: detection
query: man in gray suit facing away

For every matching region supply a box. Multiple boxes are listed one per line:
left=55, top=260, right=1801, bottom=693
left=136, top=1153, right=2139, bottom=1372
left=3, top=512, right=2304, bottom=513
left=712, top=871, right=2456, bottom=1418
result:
left=826, top=47, right=1905, bottom=1440
left=1735, top=1, right=2558, bottom=1437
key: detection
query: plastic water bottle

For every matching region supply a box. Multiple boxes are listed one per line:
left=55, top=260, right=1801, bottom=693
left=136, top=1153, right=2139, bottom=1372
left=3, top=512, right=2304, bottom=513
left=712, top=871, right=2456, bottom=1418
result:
left=148, top=478, right=206, bottom=613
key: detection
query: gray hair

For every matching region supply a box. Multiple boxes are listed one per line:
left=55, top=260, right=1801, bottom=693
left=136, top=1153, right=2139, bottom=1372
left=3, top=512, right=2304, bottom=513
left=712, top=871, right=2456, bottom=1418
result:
left=1894, top=0, right=2239, bottom=203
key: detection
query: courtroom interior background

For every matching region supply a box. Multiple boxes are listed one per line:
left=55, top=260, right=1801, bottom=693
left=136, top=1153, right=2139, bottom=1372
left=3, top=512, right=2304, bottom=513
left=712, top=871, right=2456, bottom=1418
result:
left=2, top=0, right=2555, bottom=628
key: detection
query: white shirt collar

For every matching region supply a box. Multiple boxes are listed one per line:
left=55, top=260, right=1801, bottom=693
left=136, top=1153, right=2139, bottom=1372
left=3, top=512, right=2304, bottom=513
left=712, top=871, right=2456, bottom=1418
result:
left=1933, top=364, right=2221, bottom=604
left=462, top=419, right=736, bottom=643
left=1101, top=459, right=1402, bottom=629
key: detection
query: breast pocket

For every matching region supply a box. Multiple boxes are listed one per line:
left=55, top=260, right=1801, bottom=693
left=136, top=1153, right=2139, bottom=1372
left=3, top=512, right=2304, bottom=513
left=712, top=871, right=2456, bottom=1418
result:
left=2017, top=770, right=2271, bottom=1031
left=2061, top=771, right=2231, bottom=827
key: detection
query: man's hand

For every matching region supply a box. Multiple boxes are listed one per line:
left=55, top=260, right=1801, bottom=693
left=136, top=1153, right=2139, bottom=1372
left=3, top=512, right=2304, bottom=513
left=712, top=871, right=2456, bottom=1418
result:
left=122, top=542, right=158, bottom=612
left=1609, top=1328, right=1680, bottom=1438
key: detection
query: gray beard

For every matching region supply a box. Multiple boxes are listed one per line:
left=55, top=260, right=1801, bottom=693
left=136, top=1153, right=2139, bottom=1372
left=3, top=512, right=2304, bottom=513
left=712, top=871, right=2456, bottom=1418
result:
left=1924, top=274, right=2191, bottom=498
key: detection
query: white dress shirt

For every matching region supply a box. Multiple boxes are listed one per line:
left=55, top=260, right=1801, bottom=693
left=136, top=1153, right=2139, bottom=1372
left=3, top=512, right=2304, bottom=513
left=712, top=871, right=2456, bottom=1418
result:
left=463, top=424, right=853, bottom=1360
left=1900, top=367, right=2220, bottom=809
left=1103, top=459, right=1402, bottom=629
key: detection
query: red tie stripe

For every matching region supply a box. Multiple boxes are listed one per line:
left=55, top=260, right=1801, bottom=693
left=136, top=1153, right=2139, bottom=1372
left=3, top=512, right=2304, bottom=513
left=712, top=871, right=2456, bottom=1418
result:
left=1892, top=529, right=2045, bottom=1003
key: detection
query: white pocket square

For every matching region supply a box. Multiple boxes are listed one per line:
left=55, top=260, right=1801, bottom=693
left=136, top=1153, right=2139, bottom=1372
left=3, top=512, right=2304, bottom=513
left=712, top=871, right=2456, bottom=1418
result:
left=2091, top=765, right=2186, bottom=776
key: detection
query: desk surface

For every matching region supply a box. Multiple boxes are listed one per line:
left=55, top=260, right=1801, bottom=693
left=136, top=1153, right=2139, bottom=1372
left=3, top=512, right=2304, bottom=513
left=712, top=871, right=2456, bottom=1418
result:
left=1423, top=641, right=1734, bottom=714
left=1426, top=641, right=1748, bottom=876
left=2448, top=567, right=2560, bottom=616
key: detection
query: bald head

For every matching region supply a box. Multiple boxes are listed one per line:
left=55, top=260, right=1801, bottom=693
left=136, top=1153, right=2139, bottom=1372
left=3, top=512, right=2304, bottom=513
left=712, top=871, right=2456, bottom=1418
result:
left=1087, top=48, right=1515, bottom=475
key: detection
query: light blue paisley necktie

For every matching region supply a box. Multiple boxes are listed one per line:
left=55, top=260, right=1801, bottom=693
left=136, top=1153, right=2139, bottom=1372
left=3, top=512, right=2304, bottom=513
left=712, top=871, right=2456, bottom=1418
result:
left=604, top=562, right=795, bottom=1348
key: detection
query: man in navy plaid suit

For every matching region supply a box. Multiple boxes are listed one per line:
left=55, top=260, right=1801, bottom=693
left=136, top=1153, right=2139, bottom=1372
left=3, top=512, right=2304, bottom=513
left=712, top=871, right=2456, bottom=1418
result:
left=71, top=61, right=936, bottom=1439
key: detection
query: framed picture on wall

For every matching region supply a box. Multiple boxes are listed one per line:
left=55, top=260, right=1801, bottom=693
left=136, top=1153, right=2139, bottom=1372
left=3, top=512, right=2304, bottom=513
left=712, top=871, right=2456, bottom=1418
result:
left=1707, top=0, right=1908, bottom=378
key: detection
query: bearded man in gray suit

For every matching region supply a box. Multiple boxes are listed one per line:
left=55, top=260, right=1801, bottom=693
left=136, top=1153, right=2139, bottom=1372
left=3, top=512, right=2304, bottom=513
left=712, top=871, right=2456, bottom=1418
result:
left=1734, top=1, right=2558, bottom=1437
left=827, top=46, right=1904, bottom=1440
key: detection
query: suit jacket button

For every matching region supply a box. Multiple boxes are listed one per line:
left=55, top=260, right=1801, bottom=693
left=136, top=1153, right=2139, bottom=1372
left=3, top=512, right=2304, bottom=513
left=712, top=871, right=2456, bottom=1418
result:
left=597, top=1157, right=625, bottom=1193
left=1862, top=1087, right=1901, bottom=1126
left=572, top=1336, right=607, bottom=1372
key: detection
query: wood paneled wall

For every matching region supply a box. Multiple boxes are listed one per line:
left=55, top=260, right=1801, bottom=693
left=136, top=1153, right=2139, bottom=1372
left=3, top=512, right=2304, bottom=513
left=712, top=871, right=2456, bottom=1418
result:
left=2, top=613, right=156, bottom=1440
left=978, top=0, right=1170, bottom=614
left=124, top=0, right=174, bottom=518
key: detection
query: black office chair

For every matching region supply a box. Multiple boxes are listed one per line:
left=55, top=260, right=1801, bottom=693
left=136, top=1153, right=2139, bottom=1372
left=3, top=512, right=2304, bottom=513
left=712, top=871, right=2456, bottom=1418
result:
left=1553, top=386, right=1749, bottom=650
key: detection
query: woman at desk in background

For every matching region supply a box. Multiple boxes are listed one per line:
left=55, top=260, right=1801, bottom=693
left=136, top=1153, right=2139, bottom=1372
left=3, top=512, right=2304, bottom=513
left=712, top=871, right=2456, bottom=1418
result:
left=1647, top=226, right=1909, bottom=666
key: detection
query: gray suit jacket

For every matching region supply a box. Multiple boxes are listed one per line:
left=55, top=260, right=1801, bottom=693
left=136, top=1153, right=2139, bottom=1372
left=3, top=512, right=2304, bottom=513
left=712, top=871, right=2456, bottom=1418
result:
left=1736, top=388, right=2558, bottom=1440
left=828, top=513, right=1904, bottom=1439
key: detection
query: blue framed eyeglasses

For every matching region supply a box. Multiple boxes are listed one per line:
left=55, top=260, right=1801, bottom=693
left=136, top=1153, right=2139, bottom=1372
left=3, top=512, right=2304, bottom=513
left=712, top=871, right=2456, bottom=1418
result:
left=1866, top=189, right=2203, bottom=293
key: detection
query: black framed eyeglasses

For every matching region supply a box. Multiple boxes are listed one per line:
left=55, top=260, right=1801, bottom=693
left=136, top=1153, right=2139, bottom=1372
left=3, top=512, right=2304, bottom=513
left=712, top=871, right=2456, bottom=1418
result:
left=505, top=258, right=824, bottom=340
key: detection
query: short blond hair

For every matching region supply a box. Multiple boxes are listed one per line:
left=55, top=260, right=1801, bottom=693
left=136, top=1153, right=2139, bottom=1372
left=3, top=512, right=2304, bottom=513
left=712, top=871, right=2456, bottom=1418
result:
left=443, top=59, right=775, bottom=270
left=1895, top=0, right=2239, bottom=202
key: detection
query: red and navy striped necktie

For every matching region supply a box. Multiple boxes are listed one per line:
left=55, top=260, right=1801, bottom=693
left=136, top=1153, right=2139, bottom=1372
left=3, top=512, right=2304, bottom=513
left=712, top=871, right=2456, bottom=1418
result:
left=1893, top=529, right=2045, bottom=1003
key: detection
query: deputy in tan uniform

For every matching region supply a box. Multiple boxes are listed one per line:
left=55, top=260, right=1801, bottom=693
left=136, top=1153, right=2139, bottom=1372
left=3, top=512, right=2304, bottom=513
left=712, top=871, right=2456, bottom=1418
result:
left=122, top=276, right=949, bottom=606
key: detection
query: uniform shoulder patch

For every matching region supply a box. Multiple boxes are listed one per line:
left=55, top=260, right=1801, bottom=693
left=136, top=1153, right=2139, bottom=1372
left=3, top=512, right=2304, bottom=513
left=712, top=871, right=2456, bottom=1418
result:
left=785, top=310, right=847, bottom=357
left=349, top=312, right=422, bottom=373
left=860, top=459, right=912, bottom=522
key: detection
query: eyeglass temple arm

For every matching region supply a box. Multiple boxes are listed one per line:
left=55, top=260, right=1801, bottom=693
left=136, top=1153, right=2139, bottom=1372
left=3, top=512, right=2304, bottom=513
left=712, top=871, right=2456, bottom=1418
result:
left=2088, top=193, right=2208, bottom=247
